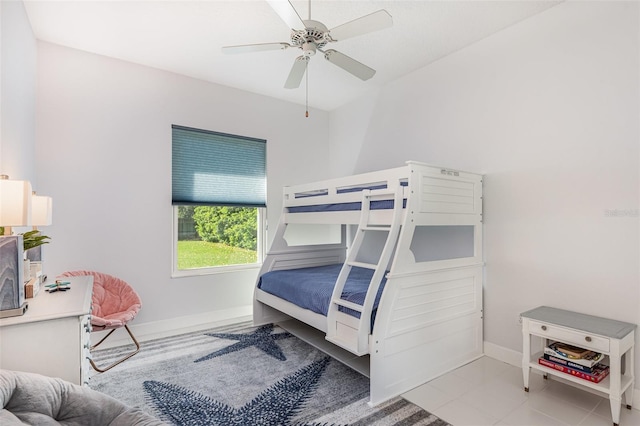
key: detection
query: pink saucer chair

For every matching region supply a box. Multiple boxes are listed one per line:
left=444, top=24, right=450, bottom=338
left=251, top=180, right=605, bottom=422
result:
left=60, top=270, right=142, bottom=373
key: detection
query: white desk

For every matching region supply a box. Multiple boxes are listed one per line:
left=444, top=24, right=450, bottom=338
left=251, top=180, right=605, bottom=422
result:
left=0, top=275, right=93, bottom=385
left=521, top=306, right=636, bottom=426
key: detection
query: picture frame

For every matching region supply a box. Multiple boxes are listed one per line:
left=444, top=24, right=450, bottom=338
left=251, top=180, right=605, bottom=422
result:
left=0, top=235, right=25, bottom=312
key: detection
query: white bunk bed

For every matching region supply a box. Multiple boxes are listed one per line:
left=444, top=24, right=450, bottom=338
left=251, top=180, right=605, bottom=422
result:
left=254, top=161, right=484, bottom=406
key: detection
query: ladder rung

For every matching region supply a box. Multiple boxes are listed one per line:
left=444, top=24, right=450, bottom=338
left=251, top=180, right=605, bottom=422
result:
left=347, top=261, right=378, bottom=270
left=361, top=226, right=391, bottom=232
left=332, top=299, right=363, bottom=312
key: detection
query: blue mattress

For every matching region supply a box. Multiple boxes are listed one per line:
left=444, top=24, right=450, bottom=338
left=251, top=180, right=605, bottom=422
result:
left=288, top=181, right=407, bottom=213
left=257, top=264, right=386, bottom=323
left=288, top=199, right=406, bottom=213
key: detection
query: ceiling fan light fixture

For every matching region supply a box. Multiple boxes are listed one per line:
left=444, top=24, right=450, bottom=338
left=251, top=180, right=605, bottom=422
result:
left=302, top=42, right=316, bottom=56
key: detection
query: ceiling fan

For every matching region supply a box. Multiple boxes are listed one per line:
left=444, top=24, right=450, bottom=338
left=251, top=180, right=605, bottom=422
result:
left=222, top=0, right=393, bottom=90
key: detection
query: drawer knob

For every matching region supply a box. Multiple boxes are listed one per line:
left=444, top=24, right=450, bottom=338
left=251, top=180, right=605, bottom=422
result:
left=541, top=325, right=547, bottom=331
left=585, top=336, right=592, bottom=342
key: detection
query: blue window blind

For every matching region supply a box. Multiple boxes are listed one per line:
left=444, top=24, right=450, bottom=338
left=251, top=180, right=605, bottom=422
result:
left=172, top=125, right=266, bottom=207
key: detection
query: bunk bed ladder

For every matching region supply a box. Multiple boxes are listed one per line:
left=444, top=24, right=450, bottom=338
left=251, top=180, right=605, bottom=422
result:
left=326, top=184, right=404, bottom=355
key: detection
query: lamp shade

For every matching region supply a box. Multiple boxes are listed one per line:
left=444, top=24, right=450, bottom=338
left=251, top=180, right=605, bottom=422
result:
left=32, top=194, right=52, bottom=226
left=0, top=178, right=32, bottom=227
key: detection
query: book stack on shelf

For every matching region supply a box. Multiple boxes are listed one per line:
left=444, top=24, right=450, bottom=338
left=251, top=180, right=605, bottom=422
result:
left=538, top=341, right=610, bottom=383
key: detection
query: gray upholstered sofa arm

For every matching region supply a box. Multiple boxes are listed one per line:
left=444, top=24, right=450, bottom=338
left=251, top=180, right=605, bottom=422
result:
left=0, top=370, right=167, bottom=425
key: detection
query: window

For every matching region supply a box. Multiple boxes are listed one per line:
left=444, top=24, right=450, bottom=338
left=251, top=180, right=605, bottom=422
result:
left=172, top=125, right=266, bottom=276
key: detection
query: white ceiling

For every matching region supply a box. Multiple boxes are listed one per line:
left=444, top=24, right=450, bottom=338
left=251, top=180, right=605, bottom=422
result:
left=23, top=0, right=561, bottom=111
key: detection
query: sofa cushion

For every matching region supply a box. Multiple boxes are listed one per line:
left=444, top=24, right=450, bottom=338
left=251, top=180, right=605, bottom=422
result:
left=0, top=370, right=165, bottom=425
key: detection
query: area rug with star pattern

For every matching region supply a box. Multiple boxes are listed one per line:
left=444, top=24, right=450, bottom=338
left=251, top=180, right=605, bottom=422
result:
left=89, top=321, right=450, bottom=426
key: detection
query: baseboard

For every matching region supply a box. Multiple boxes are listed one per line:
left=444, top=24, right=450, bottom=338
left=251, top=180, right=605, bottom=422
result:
left=483, top=340, right=640, bottom=411
left=483, top=341, right=522, bottom=368
left=91, top=306, right=252, bottom=350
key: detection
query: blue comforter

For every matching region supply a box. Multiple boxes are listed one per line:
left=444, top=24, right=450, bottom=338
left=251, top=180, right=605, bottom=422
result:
left=257, top=264, right=386, bottom=320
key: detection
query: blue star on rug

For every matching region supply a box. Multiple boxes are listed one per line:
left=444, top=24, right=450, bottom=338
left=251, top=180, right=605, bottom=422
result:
left=194, top=324, right=293, bottom=363
left=144, top=357, right=339, bottom=426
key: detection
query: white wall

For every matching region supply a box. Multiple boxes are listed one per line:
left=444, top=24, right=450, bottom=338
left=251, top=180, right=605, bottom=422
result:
left=1, top=0, right=37, bottom=183
left=35, top=42, right=330, bottom=334
left=330, top=0, right=639, bottom=383
left=327, top=90, right=381, bottom=177
left=9, top=0, right=640, bottom=392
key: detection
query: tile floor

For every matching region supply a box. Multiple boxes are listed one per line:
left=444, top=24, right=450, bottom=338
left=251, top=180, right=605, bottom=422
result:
left=402, top=356, right=640, bottom=426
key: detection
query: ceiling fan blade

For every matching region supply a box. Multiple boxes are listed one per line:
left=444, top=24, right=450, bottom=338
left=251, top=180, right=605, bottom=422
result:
left=266, top=0, right=305, bottom=30
left=222, top=42, right=291, bottom=54
left=284, top=56, right=308, bottom=89
left=329, top=10, right=393, bottom=42
left=323, top=49, right=375, bottom=81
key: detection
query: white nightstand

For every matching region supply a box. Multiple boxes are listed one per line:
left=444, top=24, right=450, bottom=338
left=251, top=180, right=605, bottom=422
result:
left=0, top=275, right=93, bottom=385
left=521, top=306, right=636, bottom=426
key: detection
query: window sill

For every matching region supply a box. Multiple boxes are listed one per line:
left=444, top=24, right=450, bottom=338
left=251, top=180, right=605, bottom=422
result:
left=171, top=263, right=262, bottom=278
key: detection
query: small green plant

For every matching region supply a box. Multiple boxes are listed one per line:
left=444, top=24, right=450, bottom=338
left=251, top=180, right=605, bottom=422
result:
left=21, top=230, right=51, bottom=251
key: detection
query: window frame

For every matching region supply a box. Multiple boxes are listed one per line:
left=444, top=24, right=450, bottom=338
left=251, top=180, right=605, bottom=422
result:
left=171, top=205, right=266, bottom=278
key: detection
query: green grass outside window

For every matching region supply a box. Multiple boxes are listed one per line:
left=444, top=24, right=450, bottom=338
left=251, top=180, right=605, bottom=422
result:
left=177, top=240, right=257, bottom=269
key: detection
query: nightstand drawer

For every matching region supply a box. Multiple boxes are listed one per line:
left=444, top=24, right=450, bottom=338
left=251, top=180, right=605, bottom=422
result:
left=529, top=320, right=609, bottom=353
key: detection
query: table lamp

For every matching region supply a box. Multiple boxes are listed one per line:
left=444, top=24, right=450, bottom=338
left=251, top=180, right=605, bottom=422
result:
left=31, top=193, right=53, bottom=228
left=0, top=175, right=32, bottom=235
